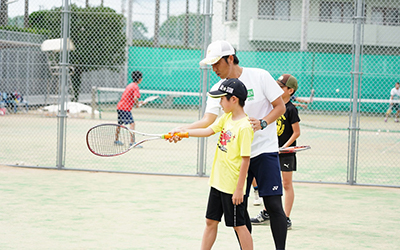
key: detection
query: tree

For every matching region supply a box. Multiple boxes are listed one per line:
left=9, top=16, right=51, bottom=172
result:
left=30, top=4, right=126, bottom=101
left=159, top=13, right=203, bottom=48
left=131, top=21, right=148, bottom=40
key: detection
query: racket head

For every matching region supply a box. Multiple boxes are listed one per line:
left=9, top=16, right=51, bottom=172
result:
left=279, top=145, right=311, bottom=154
left=86, top=123, right=133, bottom=157
left=139, top=96, right=159, bottom=107
left=309, top=89, right=315, bottom=103
left=144, top=96, right=159, bottom=102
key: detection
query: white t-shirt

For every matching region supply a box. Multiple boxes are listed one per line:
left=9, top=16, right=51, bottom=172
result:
left=390, top=87, right=400, bottom=101
left=205, top=67, right=284, bottom=157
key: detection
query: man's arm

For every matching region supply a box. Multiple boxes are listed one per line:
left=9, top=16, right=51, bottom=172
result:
left=183, top=113, right=218, bottom=130
left=249, top=96, right=286, bottom=131
left=293, top=102, right=308, bottom=109
left=168, top=113, right=218, bottom=142
left=295, top=97, right=311, bottom=104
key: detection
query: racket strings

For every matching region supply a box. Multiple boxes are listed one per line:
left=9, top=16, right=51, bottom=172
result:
left=88, top=125, right=131, bottom=156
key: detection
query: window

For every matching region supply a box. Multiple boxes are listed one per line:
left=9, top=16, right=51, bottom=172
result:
left=320, top=1, right=354, bottom=23
left=371, top=7, right=399, bottom=26
left=225, top=0, right=238, bottom=22
left=258, top=0, right=290, bottom=21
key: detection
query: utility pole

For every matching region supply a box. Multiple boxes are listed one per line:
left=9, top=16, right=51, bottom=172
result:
left=24, top=0, right=28, bottom=28
left=300, top=0, right=309, bottom=51
left=184, top=0, right=189, bottom=47
left=153, top=0, right=160, bottom=47
left=166, top=0, right=169, bottom=45
left=0, top=0, right=8, bottom=26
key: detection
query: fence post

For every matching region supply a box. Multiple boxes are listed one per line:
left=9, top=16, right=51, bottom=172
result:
left=57, top=0, right=71, bottom=169
left=197, top=0, right=212, bottom=177
left=348, top=0, right=365, bottom=185
left=91, top=86, right=97, bottom=119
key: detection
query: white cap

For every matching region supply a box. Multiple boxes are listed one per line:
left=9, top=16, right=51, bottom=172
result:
left=199, top=40, right=235, bottom=66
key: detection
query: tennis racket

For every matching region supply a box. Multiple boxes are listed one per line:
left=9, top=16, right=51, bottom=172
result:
left=279, top=145, right=311, bottom=154
left=309, top=89, right=315, bottom=103
left=86, top=123, right=188, bottom=157
left=139, top=95, right=159, bottom=107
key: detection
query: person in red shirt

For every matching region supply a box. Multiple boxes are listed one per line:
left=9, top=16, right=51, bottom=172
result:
left=115, top=71, right=143, bottom=147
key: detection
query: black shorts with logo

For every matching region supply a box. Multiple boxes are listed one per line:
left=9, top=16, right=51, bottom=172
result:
left=279, top=153, right=297, bottom=172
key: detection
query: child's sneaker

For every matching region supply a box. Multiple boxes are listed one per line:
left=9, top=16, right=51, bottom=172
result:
left=395, top=118, right=399, bottom=123
left=114, top=140, right=124, bottom=145
left=253, top=190, right=262, bottom=206
left=287, top=217, right=292, bottom=230
left=130, top=142, right=143, bottom=148
left=250, top=210, right=270, bottom=225
left=384, top=118, right=388, bottom=122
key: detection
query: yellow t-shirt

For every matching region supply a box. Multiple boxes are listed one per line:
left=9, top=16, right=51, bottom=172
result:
left=209, top=112, right=254, bottom=194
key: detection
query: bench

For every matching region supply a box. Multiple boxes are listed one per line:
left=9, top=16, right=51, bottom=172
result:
left=0, top=92, right=29, bottom=114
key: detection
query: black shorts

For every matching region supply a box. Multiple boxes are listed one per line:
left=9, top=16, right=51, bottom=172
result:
left=279, top=154, right=297, bottom=172
left=117, top=110, right=134, bottom=125
left=205, top=187, right=247, bottom=227
left=391, top=103, right=399, bottom=112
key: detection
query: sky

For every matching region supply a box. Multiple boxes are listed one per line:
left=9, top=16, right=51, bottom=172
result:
left=7, top=0, right=204, bottom=38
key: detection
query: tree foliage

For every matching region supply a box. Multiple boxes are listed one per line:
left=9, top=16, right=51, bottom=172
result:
left=159, top=13, right=204, bottom=49
left=30, top=4, right=126, bottom=101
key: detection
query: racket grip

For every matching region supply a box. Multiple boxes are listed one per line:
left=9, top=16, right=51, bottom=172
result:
left=176, top=132, right=189, bottom=138
left=163, top=132, right=189, bottom=139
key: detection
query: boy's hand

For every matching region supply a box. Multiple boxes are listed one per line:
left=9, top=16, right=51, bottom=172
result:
left=167, top=127, right=184, bottom=143
left=232, top=189, right=244, bottom=205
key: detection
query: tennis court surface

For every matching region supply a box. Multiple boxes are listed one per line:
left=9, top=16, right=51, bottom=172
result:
left=0, top=165, right=399, bottom=249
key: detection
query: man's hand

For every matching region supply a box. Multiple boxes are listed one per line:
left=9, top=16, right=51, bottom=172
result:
left=249, top=117, right=261, bottom=132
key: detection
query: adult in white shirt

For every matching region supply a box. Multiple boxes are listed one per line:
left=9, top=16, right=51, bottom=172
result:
left=171, top=40, right=287, bottom=250
left=384, top=82, right=400, bottom=123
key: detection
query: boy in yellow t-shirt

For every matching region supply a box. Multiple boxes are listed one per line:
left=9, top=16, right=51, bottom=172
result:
left=180, top=78, right=254, bottom=250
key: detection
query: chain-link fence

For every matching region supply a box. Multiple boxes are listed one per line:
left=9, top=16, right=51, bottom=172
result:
left=0, top=0, right=399, bottom=187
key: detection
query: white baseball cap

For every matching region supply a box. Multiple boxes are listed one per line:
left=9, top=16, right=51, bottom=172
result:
left=199, top=40, right=235, bottom=66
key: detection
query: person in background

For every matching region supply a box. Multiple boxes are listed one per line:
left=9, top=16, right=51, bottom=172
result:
left=384, top=82, right=400, bottom=123
left=251, top=74, right=301, bottom=230
left=115, top=71, right=144, bottom=147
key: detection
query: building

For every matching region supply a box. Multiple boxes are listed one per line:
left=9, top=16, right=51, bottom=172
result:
left=211, top=0, right=400, bottom=54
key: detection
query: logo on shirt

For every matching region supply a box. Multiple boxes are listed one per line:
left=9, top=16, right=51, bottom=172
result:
left=277, top=115, right=286, bottom=136
left=217, top=129, right=234, bottom=153
left=247, top=89, right=254, bottom=101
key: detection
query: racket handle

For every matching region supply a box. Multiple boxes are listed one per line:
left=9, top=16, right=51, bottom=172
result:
left=163, top=132, right=189, bottom=139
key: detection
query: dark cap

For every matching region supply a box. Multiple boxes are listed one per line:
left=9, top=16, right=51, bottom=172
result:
left=277, top=74, right=298, bottom=91
left=208, top=78, right=247, bottom=101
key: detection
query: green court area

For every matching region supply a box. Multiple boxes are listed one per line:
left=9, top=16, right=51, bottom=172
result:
left=0, top=165, right=399, bottom=249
